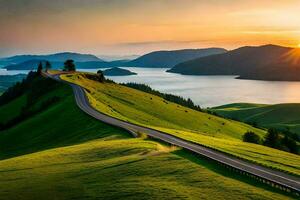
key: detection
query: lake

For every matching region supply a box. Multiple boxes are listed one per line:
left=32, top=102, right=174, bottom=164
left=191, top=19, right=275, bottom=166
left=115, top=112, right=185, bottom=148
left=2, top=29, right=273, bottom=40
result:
left=2, top=67, right=300, bottom=108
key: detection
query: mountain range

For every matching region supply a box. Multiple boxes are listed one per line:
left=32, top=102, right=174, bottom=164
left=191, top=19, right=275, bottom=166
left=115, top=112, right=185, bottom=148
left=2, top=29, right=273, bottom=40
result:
left=3, top=52, right=103, bottom=64
left=168, top=44, right=300, bottom=81
left=1, top=48, right=227, bottom=70
left=2, top=45, right=300, bottom=81
left=125, top=48, right=227, bottom=68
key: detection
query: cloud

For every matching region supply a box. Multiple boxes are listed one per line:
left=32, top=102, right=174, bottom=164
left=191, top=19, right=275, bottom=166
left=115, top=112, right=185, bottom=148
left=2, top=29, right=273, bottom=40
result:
left=117, top=40, right=214, bottom=47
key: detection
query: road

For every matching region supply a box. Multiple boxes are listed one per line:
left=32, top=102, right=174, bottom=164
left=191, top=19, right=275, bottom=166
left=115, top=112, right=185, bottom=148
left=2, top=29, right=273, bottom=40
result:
left=46, top=72, right=300, bottom=194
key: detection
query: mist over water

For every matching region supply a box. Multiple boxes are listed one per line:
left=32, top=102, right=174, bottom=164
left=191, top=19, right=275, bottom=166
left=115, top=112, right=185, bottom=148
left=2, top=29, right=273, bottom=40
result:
left=2, top=67, right=300, bottom=107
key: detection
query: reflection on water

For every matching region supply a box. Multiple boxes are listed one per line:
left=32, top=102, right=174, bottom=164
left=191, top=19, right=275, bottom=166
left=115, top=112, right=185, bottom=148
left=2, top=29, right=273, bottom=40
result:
left=2, top=67, right=300, bottom=107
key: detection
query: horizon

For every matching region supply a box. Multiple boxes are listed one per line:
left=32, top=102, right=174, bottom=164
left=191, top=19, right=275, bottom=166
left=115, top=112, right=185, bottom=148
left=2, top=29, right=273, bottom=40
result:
left=1, top=43, right=297, bottom=59
left=1, top=0, right=300, bottom=57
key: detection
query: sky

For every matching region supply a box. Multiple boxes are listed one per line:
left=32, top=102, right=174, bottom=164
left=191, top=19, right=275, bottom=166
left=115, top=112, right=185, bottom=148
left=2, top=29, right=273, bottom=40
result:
left=1, top=0, right=300, bottom=57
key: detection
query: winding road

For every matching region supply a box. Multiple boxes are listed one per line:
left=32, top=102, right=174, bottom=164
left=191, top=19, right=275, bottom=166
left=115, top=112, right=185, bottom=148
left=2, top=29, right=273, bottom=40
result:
left=46, top=72, right=300, bottom=194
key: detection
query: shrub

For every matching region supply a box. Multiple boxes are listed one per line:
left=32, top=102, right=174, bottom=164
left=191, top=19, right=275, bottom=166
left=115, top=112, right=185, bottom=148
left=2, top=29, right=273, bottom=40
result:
left=242, top=131, right=261, bottom=144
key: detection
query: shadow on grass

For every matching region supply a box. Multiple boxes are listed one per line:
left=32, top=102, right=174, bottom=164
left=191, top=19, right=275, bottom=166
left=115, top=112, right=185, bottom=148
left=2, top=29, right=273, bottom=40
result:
left=173, top=149, right=297, bottom=198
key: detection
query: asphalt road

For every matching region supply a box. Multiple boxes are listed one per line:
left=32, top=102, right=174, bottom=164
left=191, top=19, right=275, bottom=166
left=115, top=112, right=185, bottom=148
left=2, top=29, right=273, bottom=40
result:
left=46, top=72, right=300, bottom=194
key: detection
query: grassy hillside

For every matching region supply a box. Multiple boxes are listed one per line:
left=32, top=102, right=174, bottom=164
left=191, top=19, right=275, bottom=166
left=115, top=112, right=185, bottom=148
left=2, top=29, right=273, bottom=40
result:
left=0, top=134, right=292, bottom=200
left=0, top=94, right=26, bottom=124
left=0, top=78, right=129, bottom=160
left=211, top=103, right=300, bottom=136
left=61, top=73, right=300, bottom=176
left=0, top=75, right=292, bottom=199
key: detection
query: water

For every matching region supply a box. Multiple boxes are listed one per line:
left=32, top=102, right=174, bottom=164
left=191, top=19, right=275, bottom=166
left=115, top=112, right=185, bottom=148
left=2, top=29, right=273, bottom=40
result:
left=80, top=68, right=300, bottom=107
left=0, top=68, right=29, bottom=76
left=2, top=67, right=300, bottom=107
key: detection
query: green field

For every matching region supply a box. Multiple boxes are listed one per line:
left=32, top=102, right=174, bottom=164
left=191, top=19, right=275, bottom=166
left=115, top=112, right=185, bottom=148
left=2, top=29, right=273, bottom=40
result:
left=211, top=103, right=300, bottom=136
left=61, top=73, right=300, bottom=176
left=0, top=77, right=292, bottom=199
left=0, top=94, right=26, bottom=124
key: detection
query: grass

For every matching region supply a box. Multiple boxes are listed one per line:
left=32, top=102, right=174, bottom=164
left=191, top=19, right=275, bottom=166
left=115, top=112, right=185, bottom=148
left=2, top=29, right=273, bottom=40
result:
left=0, top=76, right=294, bottom=199
left=61, top=72, right=300, bottom=176
left=0, top=82, right=129, bottom=160
left=0, top=134, right=293, bottom=200
left=0, top=94, right=26, bottom=124
left=211, top=103, right=300, bottom=136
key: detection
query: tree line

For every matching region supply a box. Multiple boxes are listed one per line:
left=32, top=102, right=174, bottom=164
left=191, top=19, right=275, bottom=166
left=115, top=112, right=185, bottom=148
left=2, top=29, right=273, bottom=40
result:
left=121, top=82, right=202, bottom=111
left=243, top=128, right=299, bottom=154
left=36, top=59, right=76, bottom=73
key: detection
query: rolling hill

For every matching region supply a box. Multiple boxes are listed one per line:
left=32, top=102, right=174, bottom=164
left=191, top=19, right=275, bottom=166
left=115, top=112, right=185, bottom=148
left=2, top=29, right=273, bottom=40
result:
left=0, top=73, right=291, bottom=199
left=4, top=60, right=64, bottom=70
left=3, top=60, right=129, bottom=71
left=126, top=48, right=227, bottom=68
left=2, top=52, right=103, bottom=64
left=61, top=72, right=300, bottom=176
left=1, top=52, right=109, bottom=70
left=211, top=103, right=300, bottom=137
left=168, top=44, right=300, bottom=81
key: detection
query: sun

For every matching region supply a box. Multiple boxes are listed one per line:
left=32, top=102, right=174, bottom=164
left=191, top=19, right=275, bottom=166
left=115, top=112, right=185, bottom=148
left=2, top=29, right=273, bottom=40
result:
left=298, top=44, right=300, bottom=48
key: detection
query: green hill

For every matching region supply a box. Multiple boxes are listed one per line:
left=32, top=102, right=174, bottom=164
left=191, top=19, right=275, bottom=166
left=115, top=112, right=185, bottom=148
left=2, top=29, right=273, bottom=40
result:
left=61, top=72, right=300, bottom=176
left=0, top=77, right=129, bottom=159
left=211, top=103, right=300, bottom=137
left=0, top=75, right=291, bottom=199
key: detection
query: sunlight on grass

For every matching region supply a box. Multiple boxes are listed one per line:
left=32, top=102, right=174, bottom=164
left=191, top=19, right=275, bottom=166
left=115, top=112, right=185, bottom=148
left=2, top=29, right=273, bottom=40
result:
left=0, top=135, right=291, bottom=200
left=61, top=73, right=300, bottom=176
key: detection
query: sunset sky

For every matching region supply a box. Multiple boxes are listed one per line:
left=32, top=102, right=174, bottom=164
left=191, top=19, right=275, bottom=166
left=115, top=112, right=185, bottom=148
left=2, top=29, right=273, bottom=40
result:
left=1, top=0, right=300, bottom=57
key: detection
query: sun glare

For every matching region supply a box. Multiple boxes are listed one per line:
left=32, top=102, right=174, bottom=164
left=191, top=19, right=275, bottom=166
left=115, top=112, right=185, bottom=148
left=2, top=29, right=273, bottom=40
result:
left=298, top=44, right=300, bottom=48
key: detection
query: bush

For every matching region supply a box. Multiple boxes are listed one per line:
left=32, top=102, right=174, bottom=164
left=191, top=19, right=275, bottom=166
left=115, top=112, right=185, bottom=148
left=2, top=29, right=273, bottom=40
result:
left=243, top=131, right=261, bottom=144
left=83, top=73, right=105, bottom=83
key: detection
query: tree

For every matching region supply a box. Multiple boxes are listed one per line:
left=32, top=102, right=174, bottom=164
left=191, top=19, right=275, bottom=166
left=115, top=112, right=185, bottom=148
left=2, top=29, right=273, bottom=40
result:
left=45, top=61, right=52, bottom=71
left=263, top=128, right=281, bottom=148
left=243, top=131, right=261, bottom=144
left=63, top=59, right=76, bottom=71
left=97, top=70, right=105, bottom=82
left=37, top=62, right=43, bottom=75
left=282, top=135, right=298, bottom=154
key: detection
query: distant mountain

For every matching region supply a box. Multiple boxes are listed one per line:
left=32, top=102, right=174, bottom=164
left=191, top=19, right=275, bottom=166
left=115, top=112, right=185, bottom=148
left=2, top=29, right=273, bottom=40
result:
left=4, top=59, right=130, bottom=71
left=75, top=60, right=129, bottom=69
left=2, top=48, right=228, bottom=70
left=4, top=60, right=63, bottom=70
left=126, top=48, right=227, bottom=68
left=98, top=54, right=140, bottom=61
left=102, top=67, right=137, bottom=76
left=2, top=52, right=103, bottom=65
left=168, top=45, right=300, bottom=81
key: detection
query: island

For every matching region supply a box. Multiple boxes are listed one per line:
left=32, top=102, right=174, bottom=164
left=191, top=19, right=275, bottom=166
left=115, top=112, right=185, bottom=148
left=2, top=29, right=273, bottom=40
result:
left=102, top=67, right=137, bottom=76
